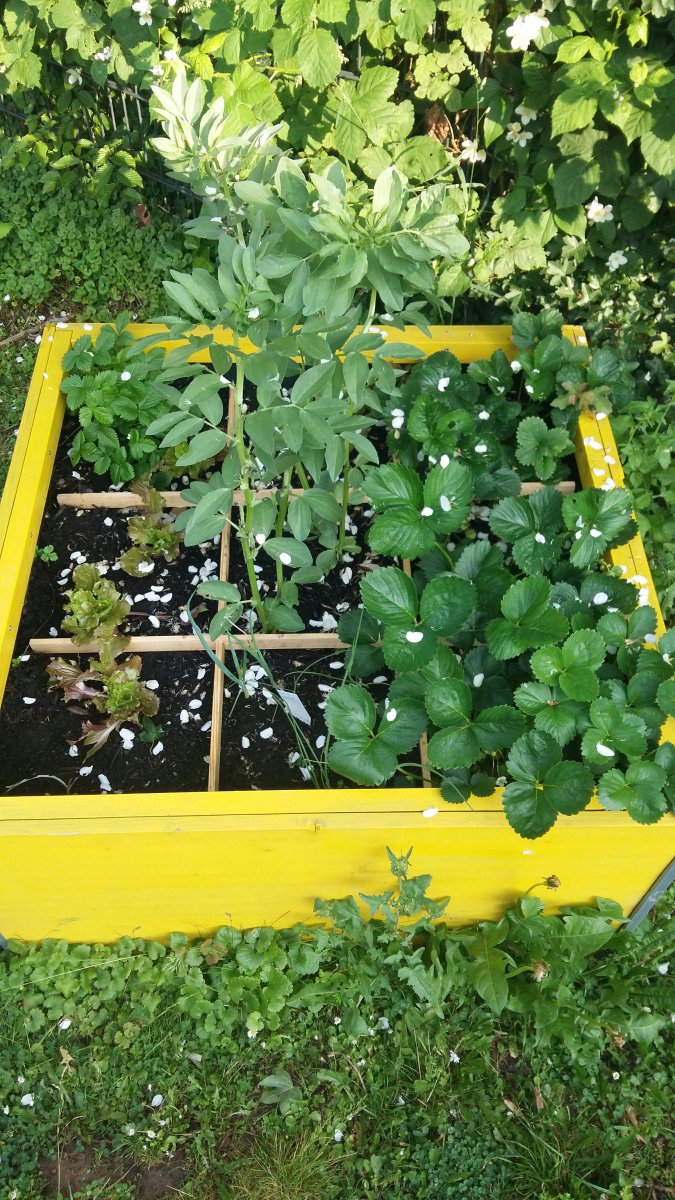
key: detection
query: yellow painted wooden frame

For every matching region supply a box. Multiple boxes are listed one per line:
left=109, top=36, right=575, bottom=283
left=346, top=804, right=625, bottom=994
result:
left=0, top=323, right=673, bottom=943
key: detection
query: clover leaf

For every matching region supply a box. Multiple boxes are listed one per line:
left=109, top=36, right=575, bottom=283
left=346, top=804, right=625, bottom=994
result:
left=580, top=698, right=648, bottom=768
left=563, top=487, right=637, bottom=569
left=597, top=763, right=668, bottom=824
left=514, top=682, right=585, bottom=746
left=489, top=487, right=563, bottom=574
left=425, top=677, right=525, bottom=770
left=530, top=629, right=607, bottom=702
left=486, top=577, right=569, bottom=661
left=515, top=416, right=573, bottom=481
left=503, top=731, right=595, bottom=839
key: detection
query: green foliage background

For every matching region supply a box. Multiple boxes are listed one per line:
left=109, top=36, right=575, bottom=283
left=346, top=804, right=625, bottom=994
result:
left=1, top=0, right=673, bottom=610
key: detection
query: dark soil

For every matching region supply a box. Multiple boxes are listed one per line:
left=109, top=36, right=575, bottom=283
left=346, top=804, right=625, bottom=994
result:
left=227, top=503, right=381, bottom=629
left=39, top=1144, right=187, bottom=1198
left=0, top=650, right=212, bottom=795
left=216, top=650, right=420, bottom=791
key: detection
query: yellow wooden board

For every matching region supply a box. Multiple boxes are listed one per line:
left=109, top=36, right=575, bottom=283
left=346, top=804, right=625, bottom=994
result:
left=0, top=323, right=672, bottom=942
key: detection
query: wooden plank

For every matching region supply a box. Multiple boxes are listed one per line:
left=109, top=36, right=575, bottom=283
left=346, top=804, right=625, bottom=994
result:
left=0, top=799, right=672, bottom=941
left=0, top=325, right=56, bottom=553
left=57, top=480, right=576, bottom=513
left=30, top=632, right=347, bottom=654
left=0, top=329, right=72, bottom=705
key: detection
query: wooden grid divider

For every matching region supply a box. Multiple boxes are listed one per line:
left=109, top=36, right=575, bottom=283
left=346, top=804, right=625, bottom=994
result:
left=55, top=479, right=576, bottom=512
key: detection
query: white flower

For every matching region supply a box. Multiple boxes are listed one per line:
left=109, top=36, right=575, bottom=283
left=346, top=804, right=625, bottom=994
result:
left=505, top=121, right=533, bottom=148
left=333, top=1016, right=341, bottom=1025
left=334, top=1128, right=344, bottom=1142
left=94, top=46, right=112, bottom=61
left=21, top=1093, right=35, bottom=1107
left=612, top=1071, right=620, bottom=1080
left=132, top=0, right=152, bottom=24
left=586, top=196, right=614, bottom=224
left=163, top=48, right=180, bottom=61
left=515, top=103, right=538, bottom=124
left=506, top=10, right=550, bottom=52
left=449, top=1049, right=460, bottom=1063
left=459, top=139, right=486, bottom=164
left=150, top=65, right=163, bottom=76
left=496, top=776, right=507, bottom=786
left=607, top=250, right=628, bottom=273
left=66, top=68, right=82, bottom=87
left=246, top=1029, right=257, bottom=1039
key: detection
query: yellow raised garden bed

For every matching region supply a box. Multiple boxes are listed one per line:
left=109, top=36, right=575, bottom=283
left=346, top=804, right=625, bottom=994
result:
left=0, top=323, right=672, bottom=943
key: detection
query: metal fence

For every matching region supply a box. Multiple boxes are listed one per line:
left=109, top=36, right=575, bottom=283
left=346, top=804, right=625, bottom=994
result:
left=0, top=74, right=198, bottom=220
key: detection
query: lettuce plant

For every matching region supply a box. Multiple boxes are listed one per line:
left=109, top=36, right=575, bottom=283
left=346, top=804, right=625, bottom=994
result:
left=62, top=563, right=130, bottom=646
left=119, top=485, right=181, bottom=577
left=47, top=654, right=159, bottom=754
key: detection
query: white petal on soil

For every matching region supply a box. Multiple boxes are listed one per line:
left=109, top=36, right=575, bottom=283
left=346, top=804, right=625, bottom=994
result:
left=340, top=567, right=352, bottom=585
left=98, top=774, right=112, bottom=791
left=151, top=742, right=164, bottom=756
left=260, top=727, right=273, bottom=740
left=79, top=765, right=93, bottom=776
left=373, top=675, right=388, bottom=684
left=278, top=689, right=312, bottom=726
left=180, top=710, right=189, bottom=724
left=148, top=615, right=161, bottom=629
left=22, top=697, right=36, bottom=705
left=68, top=745, right=79, bottom=757
left=145, top=679, right=159, bottom=690
left=329, top=661, right=343, bottom=670
left=241, top=737, right=250, bottom=749
left=188, top=699, right=202, bottom=709
left=315, top=735, right=326, bottom=749
left=405, top=631, right=424, bottom=643
left=595, top=742, right=614, bottom=758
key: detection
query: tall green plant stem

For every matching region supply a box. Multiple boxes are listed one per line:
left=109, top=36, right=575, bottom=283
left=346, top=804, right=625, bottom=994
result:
left=274, top=469, right=292, bottom=592
left=337, top=287, right=378, bottom=557
left=232, top=351, right=266, bottom=628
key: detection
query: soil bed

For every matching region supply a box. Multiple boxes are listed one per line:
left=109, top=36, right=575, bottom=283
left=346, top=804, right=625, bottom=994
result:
left=215, top=650, right=417, bottom=791
left=0, top=650, right=212, bottom=795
